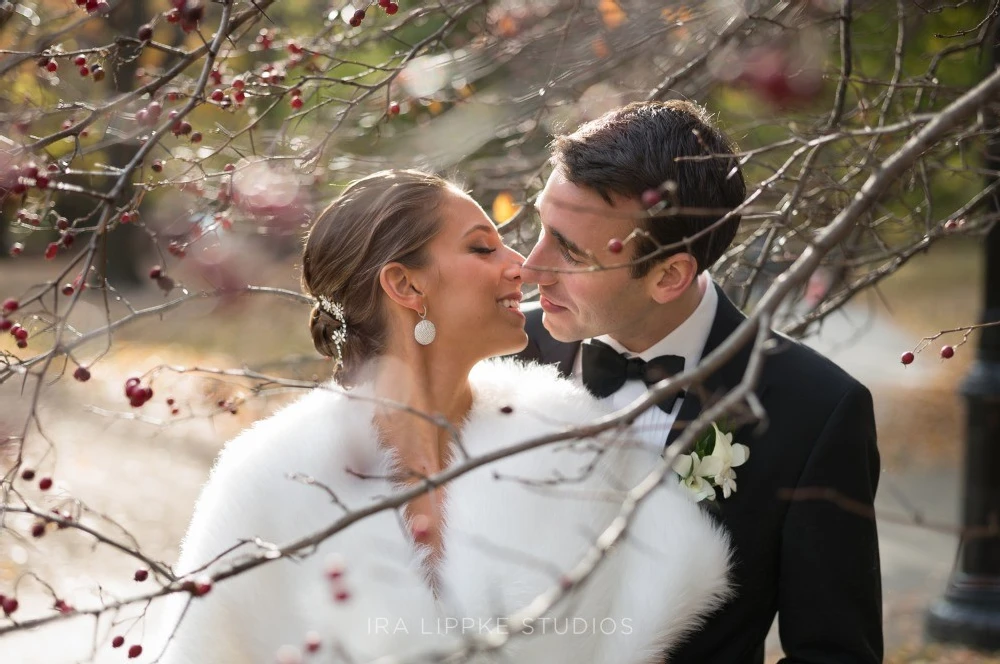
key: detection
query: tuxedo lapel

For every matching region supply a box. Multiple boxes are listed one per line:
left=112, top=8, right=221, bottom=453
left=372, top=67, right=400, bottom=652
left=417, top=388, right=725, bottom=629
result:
left=665, top=285, right=769, bottom=450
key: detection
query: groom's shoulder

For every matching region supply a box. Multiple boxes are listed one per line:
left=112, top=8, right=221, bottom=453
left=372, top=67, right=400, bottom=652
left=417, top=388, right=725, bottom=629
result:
left=764, top=329, right=870, bottom=402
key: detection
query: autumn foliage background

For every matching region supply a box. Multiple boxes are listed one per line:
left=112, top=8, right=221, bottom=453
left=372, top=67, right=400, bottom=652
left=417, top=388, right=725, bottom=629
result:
left=1, top=0, right=999, bottom=662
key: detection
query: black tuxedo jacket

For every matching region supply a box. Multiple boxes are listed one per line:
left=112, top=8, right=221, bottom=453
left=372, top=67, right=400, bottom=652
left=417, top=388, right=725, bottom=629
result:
left=516, top=285, right=883, bottom=664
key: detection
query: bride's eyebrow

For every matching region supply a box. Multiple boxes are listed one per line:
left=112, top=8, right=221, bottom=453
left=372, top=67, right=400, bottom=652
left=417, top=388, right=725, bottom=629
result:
left=462, top=224, right=495, bottom=238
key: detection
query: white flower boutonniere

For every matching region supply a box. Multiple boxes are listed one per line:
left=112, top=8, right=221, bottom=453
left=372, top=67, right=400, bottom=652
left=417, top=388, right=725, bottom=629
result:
left=672, top=422, right=749, bottom=502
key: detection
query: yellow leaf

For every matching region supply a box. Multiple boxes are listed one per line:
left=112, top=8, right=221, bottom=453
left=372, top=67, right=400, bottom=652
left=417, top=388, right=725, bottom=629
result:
left=492, top=191, right=520, bottom=224
left=598, top=0, right=626, bottom=29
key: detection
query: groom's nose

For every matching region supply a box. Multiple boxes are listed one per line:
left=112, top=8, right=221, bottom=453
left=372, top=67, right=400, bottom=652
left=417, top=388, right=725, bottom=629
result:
left=521, top=244, right=555, bottom=286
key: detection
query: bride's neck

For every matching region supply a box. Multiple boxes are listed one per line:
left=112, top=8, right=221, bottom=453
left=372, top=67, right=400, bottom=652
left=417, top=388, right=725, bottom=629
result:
left=370, top=347, right=475, bottom=470
left=372, top=350, right=474, bottom=429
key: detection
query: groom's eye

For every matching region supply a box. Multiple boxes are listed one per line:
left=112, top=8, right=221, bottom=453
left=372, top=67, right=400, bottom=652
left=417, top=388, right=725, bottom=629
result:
left=557, top=245, right=583, bottom=265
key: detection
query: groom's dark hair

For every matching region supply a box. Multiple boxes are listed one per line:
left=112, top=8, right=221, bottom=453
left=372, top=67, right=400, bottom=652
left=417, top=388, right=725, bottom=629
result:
left=550, top=100, right=746, bottom=278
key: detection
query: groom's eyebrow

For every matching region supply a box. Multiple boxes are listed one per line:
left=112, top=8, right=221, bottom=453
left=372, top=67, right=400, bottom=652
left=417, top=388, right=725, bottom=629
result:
left=549, top=227, right=585, bottom=256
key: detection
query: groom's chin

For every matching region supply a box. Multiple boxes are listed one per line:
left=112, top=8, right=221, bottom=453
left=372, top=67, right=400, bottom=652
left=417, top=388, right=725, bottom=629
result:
left=541, top=313, right=584, bottom=343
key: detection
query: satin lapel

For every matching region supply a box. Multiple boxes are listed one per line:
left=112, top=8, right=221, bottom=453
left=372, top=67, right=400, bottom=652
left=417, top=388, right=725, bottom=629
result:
left=665, top=285, right=770, bottom=450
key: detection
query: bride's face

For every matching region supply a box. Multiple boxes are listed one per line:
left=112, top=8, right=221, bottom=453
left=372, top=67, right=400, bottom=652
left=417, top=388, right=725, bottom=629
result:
left=417, top=191, right=527, bottom=360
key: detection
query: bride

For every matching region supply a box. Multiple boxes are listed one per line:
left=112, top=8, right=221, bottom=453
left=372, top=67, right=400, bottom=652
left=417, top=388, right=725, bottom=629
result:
left=158, top=169, right=731, bottom=663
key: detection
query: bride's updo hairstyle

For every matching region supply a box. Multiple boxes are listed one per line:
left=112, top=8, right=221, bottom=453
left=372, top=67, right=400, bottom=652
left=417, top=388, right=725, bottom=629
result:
left=302, top=169, right=452, bottom=386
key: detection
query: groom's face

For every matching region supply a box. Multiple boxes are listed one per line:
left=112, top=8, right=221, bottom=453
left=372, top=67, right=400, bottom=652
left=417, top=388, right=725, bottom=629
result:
left=522, top=170, right=654, bottom=345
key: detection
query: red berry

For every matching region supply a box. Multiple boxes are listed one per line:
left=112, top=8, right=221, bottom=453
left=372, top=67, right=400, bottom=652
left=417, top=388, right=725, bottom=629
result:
left=334, top=589, right=350, bottom=602
left=166, top=397, right=175, bottom=406
left=353, top=8, right=366, bottom=21
left=11, top=242, right=24, bottom=256
left=178, top=121, right=192, bottom=135
left=171, top=408, right=180, bottom=415
left=34, top=175, right=49, bottom=188
left=74, top=366, right=91, bottom=382
left=2, top=597, right=18, bottom=615
left=121, top=212, right=133, bottom=224
left=125, top=377, right=141, bottom=393
left=147, top=101, right=162, bottom=118
left=112, top=635, right=125, bottom=648
left=641, top=189, right=662, bottom=208
left=16, top=339, right=27, bottom=349
left=290, top=96, right=304, bottom=110
left=607, top=238, right=623, bottom=254
left=78, top=66, right=89, bottom=77
left=233, top=90, right=246, bottom=104
left=941, top=345, right=955, bottom=359
left=14, top=327, right=28, bottom=341
left=389, top=101, right=400, bottom=115
left=2, top=298, right=17, bottom=313
left=304, top=632, right=321, bottom=653
left=55, top=599, right=73, bottom=613
left=232, top=78, right=245, bottom=90
left=134, top=568, right=149, bottom=582
left=166, top=7, right=179, bottom=22
left=287, top=41, right=302, bottom=54
left=138, top=24, right=153, bottom=40
left=149, top=265, right=163, bottom=279
left=62, top=284, right=75, bottom=296
left=128, top=644, right=143, bottom=658
left=56, top=217, right=69, bottom=230
left=224, top=163, right=235, bottom=172
left=190, top=131, right=202, bottom=143
left=900, top=351, right=915, bottom=366
left=61, top=232, right=75, bottom=247
left=39, top=477, right=53, bottom=491
left=31, top=521, right=46, bottom=538
left=378, top=0, right=390, bottom=6
left=0, top=319, right=10, bottom=331
left=211, top=89, right=224, bottom=102
left=92, top=66, right=105, bottom=82
left=21, top=468, right=35, bottom=481
left=45, top=242, right=59, bottom=259
left=46, top=61, right=58, bottom=73
left=151, top=160, right=163, bottom=173
left=385, top=2, right=398, bottom=14
left=73, top=55, right=86, bottom=67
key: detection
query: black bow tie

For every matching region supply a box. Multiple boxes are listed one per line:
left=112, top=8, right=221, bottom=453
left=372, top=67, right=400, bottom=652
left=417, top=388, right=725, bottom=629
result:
left=581, top=340, right=685, bottom=413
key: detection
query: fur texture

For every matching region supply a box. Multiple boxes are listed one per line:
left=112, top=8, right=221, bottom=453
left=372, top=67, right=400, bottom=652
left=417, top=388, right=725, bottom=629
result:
left=157, top=359, right=731, bottom=663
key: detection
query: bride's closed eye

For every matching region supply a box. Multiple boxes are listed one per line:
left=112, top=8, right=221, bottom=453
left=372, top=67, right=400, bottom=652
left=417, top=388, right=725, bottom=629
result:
left=470, top=246, right=497, bottom=255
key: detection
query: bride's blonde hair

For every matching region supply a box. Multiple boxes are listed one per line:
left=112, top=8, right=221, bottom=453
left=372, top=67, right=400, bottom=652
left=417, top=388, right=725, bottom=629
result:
left=302, top=169, right=453, bottom=386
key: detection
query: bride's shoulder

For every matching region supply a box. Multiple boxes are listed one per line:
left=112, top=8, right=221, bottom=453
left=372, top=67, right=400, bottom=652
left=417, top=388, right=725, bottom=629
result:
left=468, top=357, right=607, bottom=424
left=209, top=381, right=371, bottom=483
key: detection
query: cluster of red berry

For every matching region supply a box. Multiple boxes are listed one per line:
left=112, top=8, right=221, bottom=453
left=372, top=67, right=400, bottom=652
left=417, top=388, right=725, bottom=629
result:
left=70, top=54, right=105, bottom=80
left=165, top=0, right=204, bottom=33
left=900, top=345, right=956, bottom=365
left=110, top=635, right=143, bottom=659
left=2, top=298, right=28, bottom=348
left=125, top=377, right=154, bottom=408
left=72, top=0, right=109, bottom=14
left=4, top=161, right=56, bottom=195
left=325, top=555, right=351, bottom=603
left=377, top=0, right=401, bottom=16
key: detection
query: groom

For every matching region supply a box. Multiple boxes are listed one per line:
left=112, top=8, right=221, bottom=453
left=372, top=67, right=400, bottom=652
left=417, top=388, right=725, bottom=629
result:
left=516, top=101, right=882, bottom=663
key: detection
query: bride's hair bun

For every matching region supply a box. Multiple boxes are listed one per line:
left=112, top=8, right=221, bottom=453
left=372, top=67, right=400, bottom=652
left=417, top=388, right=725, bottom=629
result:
left=302, top=169, right=453, bottom=386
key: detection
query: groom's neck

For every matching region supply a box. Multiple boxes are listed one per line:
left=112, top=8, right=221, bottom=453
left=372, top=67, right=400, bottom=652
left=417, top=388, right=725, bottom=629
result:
left=609, top=276, right=706, bottom=354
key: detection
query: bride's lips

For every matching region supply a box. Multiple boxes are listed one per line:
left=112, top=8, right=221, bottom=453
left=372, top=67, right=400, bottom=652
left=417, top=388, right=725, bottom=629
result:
left=497, top=292, right=525, bottom=319
left=539, top=295, right=567, bottom=313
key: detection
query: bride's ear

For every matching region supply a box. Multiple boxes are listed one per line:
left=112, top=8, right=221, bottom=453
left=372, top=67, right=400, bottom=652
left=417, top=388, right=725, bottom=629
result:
left=379, top=262, right=425, bottom=311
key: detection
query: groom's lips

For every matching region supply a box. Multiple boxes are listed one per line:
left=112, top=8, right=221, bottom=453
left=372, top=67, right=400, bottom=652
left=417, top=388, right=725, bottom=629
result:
left=539, top=295, right=568, bottom=313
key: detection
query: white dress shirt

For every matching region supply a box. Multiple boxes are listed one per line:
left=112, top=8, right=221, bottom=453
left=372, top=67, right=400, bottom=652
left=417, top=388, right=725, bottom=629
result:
left=571, top=273, right=719, bottom=450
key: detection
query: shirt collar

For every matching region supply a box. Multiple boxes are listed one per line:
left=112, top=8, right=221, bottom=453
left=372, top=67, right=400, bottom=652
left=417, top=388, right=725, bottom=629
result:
left=592, top=272, right=718, bottom=369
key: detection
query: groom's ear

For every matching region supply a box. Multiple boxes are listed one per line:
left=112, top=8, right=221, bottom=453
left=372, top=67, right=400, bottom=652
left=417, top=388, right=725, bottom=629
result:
left=647, top=253, right=698, bottom=304
left=379, top=262, right=425, bottom=311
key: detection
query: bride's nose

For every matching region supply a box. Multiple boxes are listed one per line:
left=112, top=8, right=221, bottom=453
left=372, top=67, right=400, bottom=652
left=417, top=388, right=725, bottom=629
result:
left=503, top=246, right=525, bottom=281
